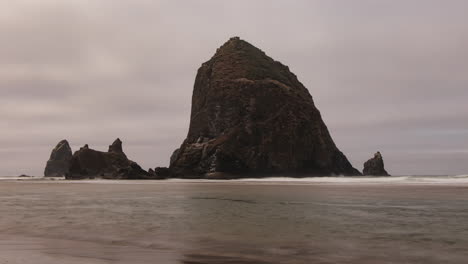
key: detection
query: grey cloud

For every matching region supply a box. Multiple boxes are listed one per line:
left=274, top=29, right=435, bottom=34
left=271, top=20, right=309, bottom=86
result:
left=1, top=0, right=467, bottom=176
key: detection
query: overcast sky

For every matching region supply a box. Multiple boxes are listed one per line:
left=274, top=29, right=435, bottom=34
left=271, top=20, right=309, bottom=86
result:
left=1, top=0, right=467, bottom=176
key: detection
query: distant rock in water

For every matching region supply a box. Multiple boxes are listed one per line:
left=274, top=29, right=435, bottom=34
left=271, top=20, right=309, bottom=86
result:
left=363, top=151, right=390, bottom=176
left=67, top=139, right=150, bottom=179
left=44, top=140, right=72, bottom=177
left=170, top=37, right=360, bottom=178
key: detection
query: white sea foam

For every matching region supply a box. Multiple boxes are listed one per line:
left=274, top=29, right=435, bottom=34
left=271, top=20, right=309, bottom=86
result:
left=238, top=176, right=410, bottom=183
left=164, top=176, right=468, bottom=185
left=237, top=176, right=468, bottom=185
left=0, top=176, right=30, bottom=180
left=2, top=175, right=468, bottom=185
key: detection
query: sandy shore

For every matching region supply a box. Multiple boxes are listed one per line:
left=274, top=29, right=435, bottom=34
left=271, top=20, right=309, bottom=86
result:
left=1, top=179, right=468, bottom=263
left=0, top=234, right=181, bottom=264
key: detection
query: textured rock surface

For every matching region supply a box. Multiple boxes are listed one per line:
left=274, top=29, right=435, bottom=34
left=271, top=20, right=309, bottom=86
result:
left=113, top=162, right=151, bottom=180
left=108, top=138, right=124, bottom=154
left=67, top=139, right=150, bottom=179
left=169, top=148, right=180, bottom=167
left=44, top=140, right=73, bottom=177
left=170, top=37, right=360, bottom=177
left=363, top=151, right=390, bottom=176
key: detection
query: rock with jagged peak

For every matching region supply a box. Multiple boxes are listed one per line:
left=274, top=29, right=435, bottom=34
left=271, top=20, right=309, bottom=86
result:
left=108, top=138, right=125, bottom=154
left=67, top=139, right=150, bottom=179
left=363, top=151, right=390, bottom=176
left=170, top=37, right=361, bottom=178
left=44, top=140, right=73, bottom=177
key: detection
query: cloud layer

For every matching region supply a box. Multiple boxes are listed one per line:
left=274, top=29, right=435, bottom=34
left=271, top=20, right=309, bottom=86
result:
left=1, top=0, right=467, bottom=176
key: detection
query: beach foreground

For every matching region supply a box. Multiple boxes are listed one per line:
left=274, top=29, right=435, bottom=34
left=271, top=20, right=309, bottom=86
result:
left=1, top=178, right=468, bottom=263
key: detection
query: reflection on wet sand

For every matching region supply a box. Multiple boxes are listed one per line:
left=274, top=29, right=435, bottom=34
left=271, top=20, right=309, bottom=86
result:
left=182, top=254, right=275, bottom=264
left=0, top=180, right=468, bottom=263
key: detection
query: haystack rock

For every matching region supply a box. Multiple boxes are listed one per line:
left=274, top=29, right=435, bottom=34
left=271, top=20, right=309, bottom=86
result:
left=170, top=37, right=361, bottom=178
left=67, top=139, right=150, bottom=179
left=44, top=140, right=72, bottom=177
left=363, top=151, right=390, bottom=176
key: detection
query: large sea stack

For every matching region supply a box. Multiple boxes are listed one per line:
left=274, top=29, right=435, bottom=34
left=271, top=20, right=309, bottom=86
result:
left=44, top=139, right=72, bottom=177
left=170, top=37, right=360, bottom=178
left=363, top=151, right=390, bottom=176
left=67, top=138, right=150, bottom=179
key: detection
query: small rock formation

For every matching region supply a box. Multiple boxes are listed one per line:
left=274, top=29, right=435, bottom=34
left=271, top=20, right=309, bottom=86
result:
left=154, top=167, right=172, bottom=179
left=44, top=140, right=73, bottom=177
left=363, top=151, right=390, bottom=176
left=146, top=167, right=171, bottom=179
left=67, top=139, right=150, bottom=179
left=170, top=37, right=360, bottom=178
left=108, top=138, right=124, bottom=154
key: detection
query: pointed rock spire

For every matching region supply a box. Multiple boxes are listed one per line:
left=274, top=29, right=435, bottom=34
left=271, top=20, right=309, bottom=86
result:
left=363, top=151, right=390, bottom=176
left=108, top=138, right=123, bottom=153
left=44, top=139, right=73, bottom=177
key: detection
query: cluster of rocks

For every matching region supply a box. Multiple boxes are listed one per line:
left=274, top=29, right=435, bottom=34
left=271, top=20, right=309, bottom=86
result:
left=44, top=37, right=391, bottom=179
left=44, top=139, right=170, bottom=179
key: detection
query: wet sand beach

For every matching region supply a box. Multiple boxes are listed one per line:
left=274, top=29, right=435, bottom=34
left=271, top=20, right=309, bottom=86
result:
left=1, top=178, right=468, bottom=263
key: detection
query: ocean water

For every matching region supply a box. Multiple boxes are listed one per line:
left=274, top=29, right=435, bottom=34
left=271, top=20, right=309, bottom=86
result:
left=1, top=176, right=468, bottom=263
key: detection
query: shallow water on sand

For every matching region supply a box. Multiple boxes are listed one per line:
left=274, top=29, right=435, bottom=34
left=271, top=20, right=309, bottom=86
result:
left=1, top=177, right=468, bottom=263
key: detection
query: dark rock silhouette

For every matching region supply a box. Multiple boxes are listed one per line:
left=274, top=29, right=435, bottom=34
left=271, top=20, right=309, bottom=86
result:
left=67, top=139, right=150, bottom=179
left=154, top=167, right=172, bottom=179
left=108, top=138, right=124, bottom=154
left=146, top=167, right=172, bottom=179
left=169, top=148, right=180, bottom=167
left=170, top=37, right=361, bottom=178
left=114, top=162, right=150, bottom=179
left=363, top=151, right=390, bottom=176
left=44, top=140, right=73, bottom=177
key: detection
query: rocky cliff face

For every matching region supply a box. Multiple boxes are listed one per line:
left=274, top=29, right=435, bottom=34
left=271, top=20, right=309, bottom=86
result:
left=44, top=140, right=72, bottom=177
left=170, top=37, right=360, bottom=178
left=67, top=139, right=150, bottom=179
left=363, top=151, right=390, bottom=176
